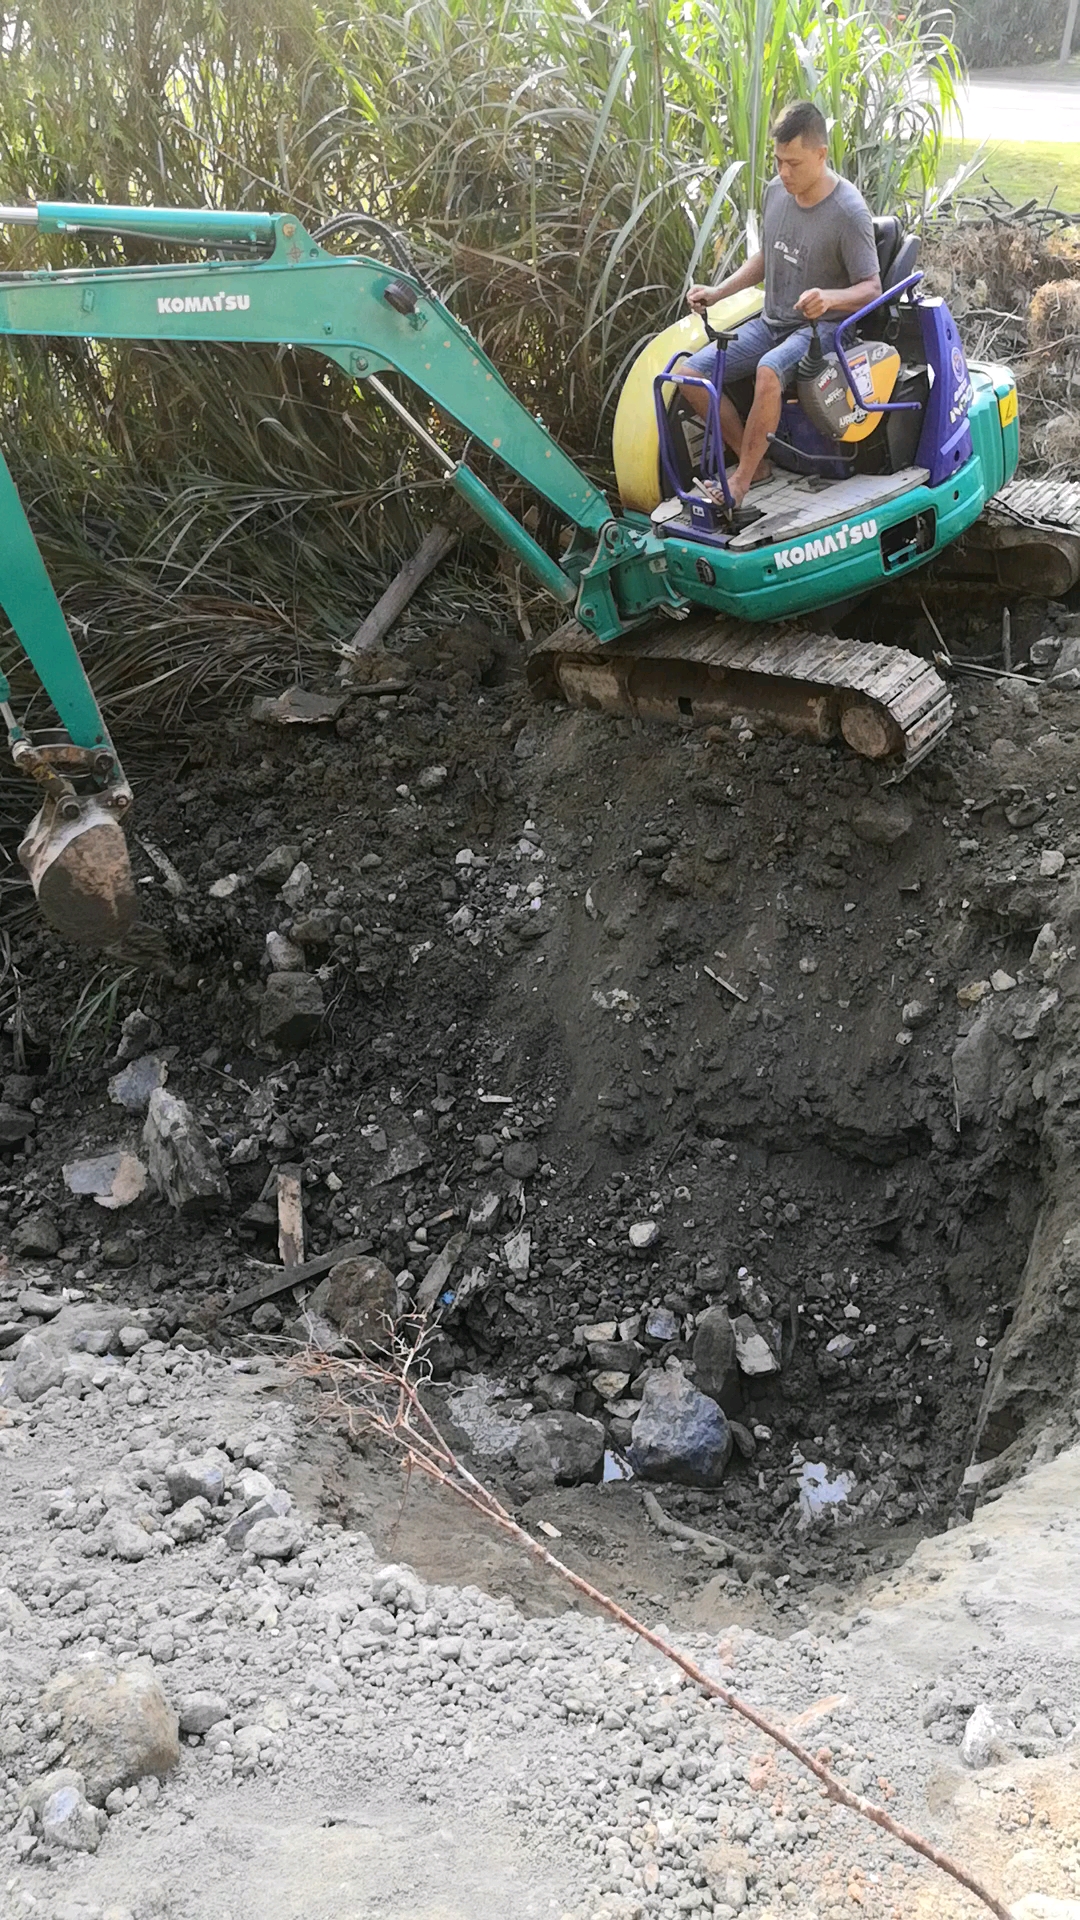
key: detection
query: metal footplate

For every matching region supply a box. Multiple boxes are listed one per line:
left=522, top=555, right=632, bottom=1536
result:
left=528, top=614, right=953, bottom=772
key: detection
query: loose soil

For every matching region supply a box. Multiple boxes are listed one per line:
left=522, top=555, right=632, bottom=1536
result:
left=5, top=572, right=1080, bottom=1628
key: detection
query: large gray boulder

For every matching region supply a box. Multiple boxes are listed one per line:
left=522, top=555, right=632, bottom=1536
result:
left=41, top=1663, right=180, bottom=1805
left=629, top=1363, right=732, bottom=1487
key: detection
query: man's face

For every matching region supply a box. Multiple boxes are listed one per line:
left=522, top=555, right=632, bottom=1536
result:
left=774, top=135, right=828, bottom=196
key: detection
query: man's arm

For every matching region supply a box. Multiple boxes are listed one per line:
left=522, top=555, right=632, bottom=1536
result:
left=687, top=248, right=765, bottom=313
left=795, top=274, right=881, bottom=322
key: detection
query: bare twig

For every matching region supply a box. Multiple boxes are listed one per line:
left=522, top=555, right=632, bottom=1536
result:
left=290, top=1333, right=1011, bottom=1920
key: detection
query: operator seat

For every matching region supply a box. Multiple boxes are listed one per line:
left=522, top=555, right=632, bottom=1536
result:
left=872, top=215, right=920, bottom=292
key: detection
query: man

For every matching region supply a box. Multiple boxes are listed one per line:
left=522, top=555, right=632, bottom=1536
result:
left=680, top=100, right=881, bottom=510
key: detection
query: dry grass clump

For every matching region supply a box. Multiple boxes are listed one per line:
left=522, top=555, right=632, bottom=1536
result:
left=1029, top=281, right=1080, bottom=354
left=1035, top=413, right=1080, bottom=472
left=923, top=223, right=1080, bottom=319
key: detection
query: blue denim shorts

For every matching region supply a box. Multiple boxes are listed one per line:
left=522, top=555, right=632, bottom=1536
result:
left=682, top=314, right=837, bottom=392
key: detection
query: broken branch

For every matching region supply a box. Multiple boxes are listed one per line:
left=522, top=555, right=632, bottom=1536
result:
left=341, top=523, right=457, bottom=656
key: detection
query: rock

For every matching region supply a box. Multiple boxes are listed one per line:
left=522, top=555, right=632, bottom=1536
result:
left=224, top=1488, right=292, bottom=1549
left=0, top=1101, right=35, bottom=1144
left=109, top=1517, right=153, bottom=1561
left=63, top=1150, right=147, bottom=1210
left=503, top=1227, right=531, bottom=1277
left=1029, top=923, right=1059, bottom=979
left=5, top=1333, right=66, bottom=1402
left=732, top=1313, right=780, bottom=1376
left=417, top=763, right=448, bottom=792
left=501, top=1140, right=539, bottom=1180
left=255, top=843, right=301, bottom=887
left=258, top=971, right=325, bottom=1050
left=644, top=1307, right=680, bottom=1345
left=143, top=1090, right=229, bottom=1215
left=19, top=1768, right=86, bottom=1816
left=11, top=1211, right=60, bottom=1257
left=961, top=1703, right=1005, bottom=1769
left=901, top=998, right=935, bottom=1030
left=629, top=1220, right=661, bottom=1251
left=991, top=968, right=1017, bottom=992
left=1012, top=1899, right=1080, bottom=1919
left=851, top=794, right=913, bottom=847
left=593, top=1370, right=631, bottom=1402
left=692, top=1306, right=741, bottom=1412
left=245, top=1515, right=304, bottom=1560
left=468, top=1191, right=502, bottom=1231
left=165, top=1457, right=226, bottom=1507
left=251, top=1302, right=283, bottom=1333
left=40, top=1784, right=104, bottom=1852
left=2, top=1071, right=37, bottom=1106
left=42, top=1663, right=180, bottom=1804
left=265, top=931, right=305, bottom=971
left=167, top=1499, right=208, bottom=1544
left=117, top=1325, right=148, bottom=1353
left=280, top=861, right=313, bottom=909
left=1040, top=848, right=1066, bottom=877
left=103, top=1237, right=139, bottom=1268
left=113, top=1009, right=161, bottom=1065
left=178, top=1691, right=229, bottom=1736
left=108, top=1053, right=169, bottom=1113
left=628, top=1364, right=733, bottom=1486
left=17, top=1287, right=63, bottom=1318
left=290, top=908, right=338, bottom=950
left=324, top=1254, right=398, bottom=1351
left=957, top=979, right=990, bottom=1009
left=513, top=1411, right=605, bottom=1485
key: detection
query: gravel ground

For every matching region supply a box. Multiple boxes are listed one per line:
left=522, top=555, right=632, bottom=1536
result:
left=4, top=1315, right=1080, bottom=1920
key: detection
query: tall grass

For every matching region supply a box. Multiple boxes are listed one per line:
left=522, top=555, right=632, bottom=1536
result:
left=0, top=0, right=964, bottom=726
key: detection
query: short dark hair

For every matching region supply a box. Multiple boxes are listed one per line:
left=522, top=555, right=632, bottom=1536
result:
left=772, top=100, right=828, bottom=147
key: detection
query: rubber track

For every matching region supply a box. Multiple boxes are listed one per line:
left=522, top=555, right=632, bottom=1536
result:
left=528, top=616, right=954, bottom=772
left=993, top=478, right=1080, bottom=533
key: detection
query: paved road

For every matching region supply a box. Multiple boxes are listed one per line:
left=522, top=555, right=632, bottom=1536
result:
left=951, top=63, right=1080, bottom=143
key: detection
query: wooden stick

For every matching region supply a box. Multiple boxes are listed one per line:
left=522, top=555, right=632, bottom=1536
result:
left=342, top=524, right=457, bottom=655
left=226, top=1236, right=373, bottom=1315
left=276, top=1164, right=304, bottom=1271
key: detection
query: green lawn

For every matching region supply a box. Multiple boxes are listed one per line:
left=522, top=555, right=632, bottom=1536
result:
left=940, top=138, right=1080, bottom=213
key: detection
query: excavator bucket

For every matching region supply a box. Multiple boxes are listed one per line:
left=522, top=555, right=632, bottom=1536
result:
left=18, top=793, right=138, bottom=948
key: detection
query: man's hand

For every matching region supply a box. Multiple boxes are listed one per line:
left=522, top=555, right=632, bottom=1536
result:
left=687, top=283, right=720, bottom=314
left=795, top=287, right=830, bottom=321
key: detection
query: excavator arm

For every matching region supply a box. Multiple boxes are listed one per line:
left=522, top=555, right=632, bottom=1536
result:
left=0, top=201, right=682, bottom=944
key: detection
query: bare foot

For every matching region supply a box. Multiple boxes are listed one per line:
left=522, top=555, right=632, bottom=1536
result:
left=728, top=468, right=752, bottom=508
left=752, top=458, right=772, bottom=485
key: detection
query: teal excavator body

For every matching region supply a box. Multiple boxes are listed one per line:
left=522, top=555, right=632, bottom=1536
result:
left=0, top=200, right=1033, bottom=944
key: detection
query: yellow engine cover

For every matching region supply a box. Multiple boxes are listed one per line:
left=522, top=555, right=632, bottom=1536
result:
left=832, top=340, right=901, bottom=443
left=612, top=286, right=764, bottom=514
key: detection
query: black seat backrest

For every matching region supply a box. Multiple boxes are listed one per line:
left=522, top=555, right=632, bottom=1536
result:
left=873, top=214, right=920, bottom=292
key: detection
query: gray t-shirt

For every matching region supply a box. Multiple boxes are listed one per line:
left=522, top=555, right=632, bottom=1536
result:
left=761, top=174, right=879, bottom=330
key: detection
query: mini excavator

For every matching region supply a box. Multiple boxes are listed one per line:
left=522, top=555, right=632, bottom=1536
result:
left=0, top=200, right=1078, bottom=950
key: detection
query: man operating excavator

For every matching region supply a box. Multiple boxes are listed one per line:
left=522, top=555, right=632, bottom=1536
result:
left=681, top=99, right=882, bottom=509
